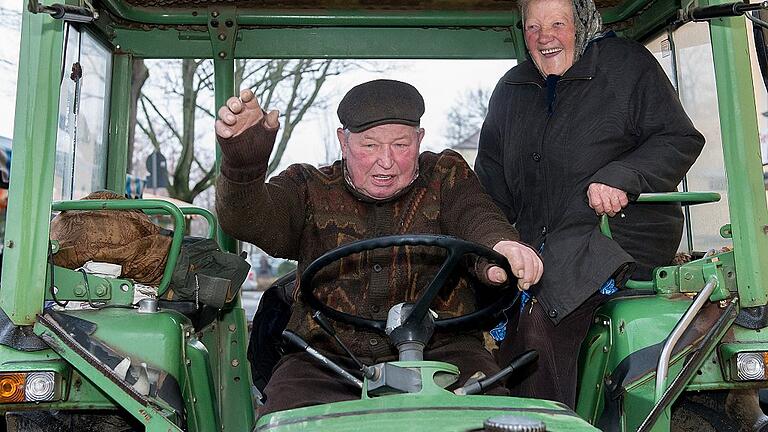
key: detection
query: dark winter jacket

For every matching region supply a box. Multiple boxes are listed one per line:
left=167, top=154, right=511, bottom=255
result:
left=476, top=36, right=705, bottom=324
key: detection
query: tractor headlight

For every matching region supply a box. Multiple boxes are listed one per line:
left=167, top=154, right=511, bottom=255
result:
left=0, top=372, right=60, bottom=403
left=24, top=372, right=57, bottom=401
left=735, top=352, right=768, bottom=381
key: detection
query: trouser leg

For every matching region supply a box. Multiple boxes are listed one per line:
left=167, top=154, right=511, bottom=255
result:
left=498, top=293, right=606, bottom=408
left=259, top=352, right=362, bottom=418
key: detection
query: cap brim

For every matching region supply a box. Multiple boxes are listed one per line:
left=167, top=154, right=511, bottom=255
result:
left=347, top=118, right=421, bottom=133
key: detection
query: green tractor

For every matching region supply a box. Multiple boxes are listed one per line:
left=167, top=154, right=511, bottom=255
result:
left=2, top=0, right=768, bottom=431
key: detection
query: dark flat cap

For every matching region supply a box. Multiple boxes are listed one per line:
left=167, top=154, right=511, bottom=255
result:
left=337, top=79, right=425, bottom=133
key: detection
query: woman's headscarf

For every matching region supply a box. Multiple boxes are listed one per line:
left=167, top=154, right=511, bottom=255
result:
left=572, top=0, right=605, bottom=60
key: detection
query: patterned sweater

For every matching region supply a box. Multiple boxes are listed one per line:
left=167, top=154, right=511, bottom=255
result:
left=216, top=121, right=520, bottom=361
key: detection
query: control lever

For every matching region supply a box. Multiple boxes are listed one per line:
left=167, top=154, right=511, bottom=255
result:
left=453, top=350, right=538, bottom=395
left=281, top=330, right=363, bottom=389
left=312, top=311, right=378, bottom=379
left=688, top=1, right=767, bottom=20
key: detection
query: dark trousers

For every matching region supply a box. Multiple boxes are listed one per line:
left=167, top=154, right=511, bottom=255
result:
left=259, top=338, right=508, bottom=418
left=497, top=293, right=606, bottom=409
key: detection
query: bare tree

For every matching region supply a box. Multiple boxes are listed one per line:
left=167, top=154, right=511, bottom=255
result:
left=134, top=59, right=351, bottom=204
left=127, top=59, right=148, bottom=173
left=444, top=87, right=492, bottom=149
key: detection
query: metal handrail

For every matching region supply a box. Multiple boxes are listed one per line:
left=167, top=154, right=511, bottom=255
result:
left=52, top=199, right=186, bottom=296
left=600, top=191, right=721, bottom=289
left=653, top=276, right=718, bottom=402
left=144, top=206, right=218, bottom=240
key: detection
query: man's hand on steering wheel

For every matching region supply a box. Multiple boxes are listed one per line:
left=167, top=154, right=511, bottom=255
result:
left=487, top=241, right=543, bottom=291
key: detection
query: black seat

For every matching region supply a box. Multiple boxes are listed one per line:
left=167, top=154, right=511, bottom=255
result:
left=247, top=272, right=295, bottom=394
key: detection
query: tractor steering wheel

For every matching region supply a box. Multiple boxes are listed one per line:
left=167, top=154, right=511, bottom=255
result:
left=300, top=234, right=519, bottom=334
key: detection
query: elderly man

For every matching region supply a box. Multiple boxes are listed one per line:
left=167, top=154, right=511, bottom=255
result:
left=215, top=79, right=542, bottom=415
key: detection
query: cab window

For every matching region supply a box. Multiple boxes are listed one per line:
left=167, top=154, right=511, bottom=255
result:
left=54, top=26, right=112, bottom=200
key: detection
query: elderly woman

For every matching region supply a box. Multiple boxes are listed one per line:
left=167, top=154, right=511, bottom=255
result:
left=476, top=0, right=704, bottom=407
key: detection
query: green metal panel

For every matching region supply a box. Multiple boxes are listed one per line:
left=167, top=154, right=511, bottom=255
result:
left=99, top=0, right=519, bottom=27
left=620, top=0, right=678, bottom=42
left=576, top=295, right=693, bottom=424
left=62, top=309, right=189, bottom=380
left=33, top=314, right=184, bottom=431
left=183, top=338, right=219, bottom=432
left=106, top=54, right=132, bottom=194
left=213, top=58, right=238, bottom=254
left=0, top=11, right=64, bottom=325
left=708, top=7, right=768, bottom=307
left=258, top=394, right=598, bottom=431
left=111, top=27, right=518, bottom=59
left=198, top=307, right=255, bottom=432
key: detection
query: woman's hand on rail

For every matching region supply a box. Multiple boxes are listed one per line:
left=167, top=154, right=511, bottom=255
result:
left=587, top=183, right=628, bottom=217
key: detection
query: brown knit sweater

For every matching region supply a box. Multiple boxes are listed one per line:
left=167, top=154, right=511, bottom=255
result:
left=216, top=120, right=520, bottom=361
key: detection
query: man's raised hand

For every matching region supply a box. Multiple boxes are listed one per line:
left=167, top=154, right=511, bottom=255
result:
left=215, top=89, right=280, bottom=139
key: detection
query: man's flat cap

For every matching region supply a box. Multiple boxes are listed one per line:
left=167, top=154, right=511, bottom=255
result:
left=337, top=79, right=425, bottom=133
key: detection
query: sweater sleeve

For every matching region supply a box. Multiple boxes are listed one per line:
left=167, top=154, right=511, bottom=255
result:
left=215, top=123, right=306, bottom=260
left=589, top=50, right=705, bottom=197
left=437, top=151, right=520, bottom=248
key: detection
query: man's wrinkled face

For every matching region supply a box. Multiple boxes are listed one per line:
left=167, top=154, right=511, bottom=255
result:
left=338, top=123, right=423, bottom=200
left=524, top=0, right=577, bottom=76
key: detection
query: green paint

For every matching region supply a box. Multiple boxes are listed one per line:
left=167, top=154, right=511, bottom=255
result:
left=113, top=27, right=518, bottom=59
left=709, top=12, right=768, bottom=307
left=105, top=54, right=130, bottom=193
left=0, top=8, right=64, bottom=325
left=44, top=266, right=135, bottom=305
left=258, top=394, right=598, bottom=431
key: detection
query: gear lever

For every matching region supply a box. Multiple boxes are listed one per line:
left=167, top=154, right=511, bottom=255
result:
left=313, top=311, right=377, bottom=379
left=281, top=330, right=363, bottom=389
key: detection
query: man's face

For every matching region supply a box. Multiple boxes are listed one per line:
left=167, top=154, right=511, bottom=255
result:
left=338, top=123, right=423, bottom=200
left=524, top=0, right=577, bottom=76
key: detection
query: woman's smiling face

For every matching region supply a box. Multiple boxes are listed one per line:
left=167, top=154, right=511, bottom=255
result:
left=523, top=0, right=577, bottom=76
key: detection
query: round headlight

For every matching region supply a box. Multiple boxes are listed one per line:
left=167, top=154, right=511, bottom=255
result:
left=737, top=352, right=766, bottom=381
left=24, top=372, right=55, bottom=401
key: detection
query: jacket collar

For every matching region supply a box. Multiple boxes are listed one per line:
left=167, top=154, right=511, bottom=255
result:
left=504, top=33, right=613, bottom=86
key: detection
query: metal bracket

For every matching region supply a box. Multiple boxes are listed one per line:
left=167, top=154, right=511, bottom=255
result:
left=702, top=259, right=730, bottom=302
left=207, top=7, right=238, bottom=60
left=45, top=266, right=135, bottom=305
left=667, top=250, right=737, bottom=296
